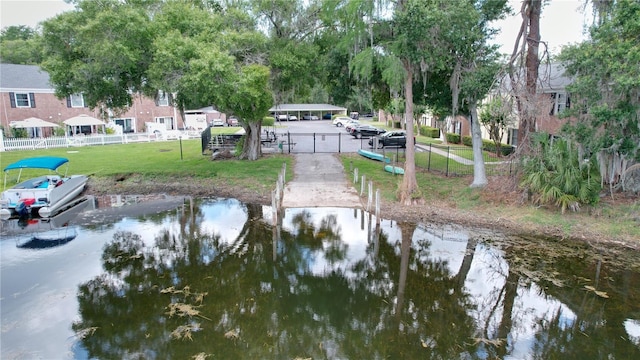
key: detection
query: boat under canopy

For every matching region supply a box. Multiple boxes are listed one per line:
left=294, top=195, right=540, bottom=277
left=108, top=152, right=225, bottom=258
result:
left=1, top=157, right=87, bottom=218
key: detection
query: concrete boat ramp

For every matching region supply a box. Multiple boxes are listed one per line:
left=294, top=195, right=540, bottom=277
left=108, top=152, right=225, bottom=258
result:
left=281, top=153, right=362, bottom=209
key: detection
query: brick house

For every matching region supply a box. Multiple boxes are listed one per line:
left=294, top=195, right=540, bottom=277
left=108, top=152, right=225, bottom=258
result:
left=482, top=63, right=573, bottom=147
left=410, top=63, right=573, bottom=146
left=0, top=63, right=180, bottom=136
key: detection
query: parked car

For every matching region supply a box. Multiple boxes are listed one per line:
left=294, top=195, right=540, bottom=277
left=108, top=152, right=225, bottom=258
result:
left=226, top=117, right=239, bottom=126
left=302, top=114, right=319, bottom=121
left=369, top=131, right=407, bottom=148
left=350, top=124, right=386, bottom=138
left=323, top=113, right=333, bottom=119
left=332, top=116, right=352, bottom=127
left=212, top=118, right=225, bottom=127
left=344, top=120, right=361, bottom=132
left=277, top=114, right=289, bottom=121
left=288, top=114, right=298, bottom=121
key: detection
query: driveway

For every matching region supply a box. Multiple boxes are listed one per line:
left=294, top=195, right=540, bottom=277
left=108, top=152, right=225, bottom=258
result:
left=281, top=153, right=362, bottom=208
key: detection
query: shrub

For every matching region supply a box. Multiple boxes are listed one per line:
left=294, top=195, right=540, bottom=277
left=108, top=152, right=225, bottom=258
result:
left=53, top=127, right=66, bottom=136
left=263, top=117, right=275, bottom=126
left=419, top=126, right=440, bottom=138
left=12, top=128, right=28, bottom=138
left=521, top=133, right=601, bottom=213
left=483, top=140, right=515, bottom=156
left=461, top=135, right=514, bottom=156
left=393, top=121, right=402, bottom=129
left=445, top=133, right=460, bottom=143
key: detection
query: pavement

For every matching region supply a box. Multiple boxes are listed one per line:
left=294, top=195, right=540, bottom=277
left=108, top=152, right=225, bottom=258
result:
left=281, top=153, right=362, bottom=209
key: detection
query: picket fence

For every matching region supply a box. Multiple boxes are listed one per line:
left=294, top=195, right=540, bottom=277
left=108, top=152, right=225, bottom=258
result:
left=0, top=131, right=200, bottom=152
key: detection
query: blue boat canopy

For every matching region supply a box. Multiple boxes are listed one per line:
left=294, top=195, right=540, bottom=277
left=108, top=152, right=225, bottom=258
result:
left=4, top=157, right=69, bottom=172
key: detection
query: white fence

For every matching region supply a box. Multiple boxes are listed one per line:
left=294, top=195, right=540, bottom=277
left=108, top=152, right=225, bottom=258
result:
left=0, top=130, right=201, bottom=152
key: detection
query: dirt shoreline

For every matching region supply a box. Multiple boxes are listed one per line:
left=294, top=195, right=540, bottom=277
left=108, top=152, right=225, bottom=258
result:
left=84, top=175, right=639, bottom=252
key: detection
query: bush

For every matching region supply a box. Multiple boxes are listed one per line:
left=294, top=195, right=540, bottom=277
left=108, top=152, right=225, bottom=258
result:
left=419, top=126, right=440, bottom=138
left=461, top=135, right=514, bottom=156
left=484, top=140, right=515, bottom=156
left=263, top=117, right=275, bottom=126
left=521, top=133, right=601, bottom=213
left=53, top=127, right=66, bottom=136
left=393, top=121, right=402, bottom=129
left=12, top=128, right=28, bottom=138
left=445, top=133, right=460, bottom=143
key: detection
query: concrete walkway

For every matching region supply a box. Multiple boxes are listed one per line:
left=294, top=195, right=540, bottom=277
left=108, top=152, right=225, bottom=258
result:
left=416, top=144, right=473, bottom=165
left=281, top=153, right=362, bottom=208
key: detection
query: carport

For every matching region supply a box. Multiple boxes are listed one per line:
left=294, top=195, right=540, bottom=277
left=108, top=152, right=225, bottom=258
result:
left=269, top=104, right=347, bottom=121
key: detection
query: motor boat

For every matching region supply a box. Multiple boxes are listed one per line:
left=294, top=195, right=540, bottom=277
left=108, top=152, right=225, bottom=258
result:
left=0, top=157, right=88, bottom=218
left=1, top=196, right=90, bottom=249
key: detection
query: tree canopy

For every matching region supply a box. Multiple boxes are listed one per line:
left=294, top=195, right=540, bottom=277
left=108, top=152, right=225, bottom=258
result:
left=559, top=0, right=640, bottom=163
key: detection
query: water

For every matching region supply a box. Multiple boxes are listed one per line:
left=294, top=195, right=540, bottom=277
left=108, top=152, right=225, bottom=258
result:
left=1, top=197, right=639, bottom=359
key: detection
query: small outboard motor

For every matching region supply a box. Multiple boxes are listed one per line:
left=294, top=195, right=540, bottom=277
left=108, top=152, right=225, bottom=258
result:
left=14, top=198, right=36, bottom=217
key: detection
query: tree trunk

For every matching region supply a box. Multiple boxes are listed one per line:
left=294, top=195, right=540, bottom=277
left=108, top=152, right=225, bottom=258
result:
left=469, top=102, right=488, bottom=188
left=516, top=0, right=541, bottom=153
left=240, top=121, right=261, bottom=160
left=437, top=114, right=448, bottom=145
left=395, top=222, right=414, bottom=318
left=399, top=62, right=419, bottom=205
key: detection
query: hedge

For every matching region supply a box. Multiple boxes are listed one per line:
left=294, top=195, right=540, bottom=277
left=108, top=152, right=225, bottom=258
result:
left=462, top=135, right=515, bottom=156
left=419, top=126, right=440, bottom=138
left=445, top=133, right=460, bottom=143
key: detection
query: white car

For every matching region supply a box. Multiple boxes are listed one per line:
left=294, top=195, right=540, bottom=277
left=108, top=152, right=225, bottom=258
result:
left=212, top=119, right=225, bottom=127
left=344, top=120, right=360, bottom=132
left=332, top=116, right=352, bottom=127
left=288, top=115, right=298, bottom=121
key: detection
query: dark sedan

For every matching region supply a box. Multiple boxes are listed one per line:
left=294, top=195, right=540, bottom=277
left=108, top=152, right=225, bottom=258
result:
left=368, top=130, right=407, bottom=148
left=350, top=125, right=386, bottom=138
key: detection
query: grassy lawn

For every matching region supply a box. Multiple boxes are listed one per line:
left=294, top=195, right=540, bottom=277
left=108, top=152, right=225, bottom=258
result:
left=1, top=139, right=291, bottom=192
left=3, top=139, right=637, bottom=243
left=341, top=153, right=640, bottom=243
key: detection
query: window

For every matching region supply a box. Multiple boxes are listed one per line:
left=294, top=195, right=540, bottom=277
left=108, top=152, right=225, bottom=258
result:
left=69, top=94, right=85, bottom=108
left=157, top=91, right=169, bottom=106
left=9, top=92, right=35, bottom=108
left=549, top=92, right=571, bottom=115
left=508, top=128, right=518, bottom=147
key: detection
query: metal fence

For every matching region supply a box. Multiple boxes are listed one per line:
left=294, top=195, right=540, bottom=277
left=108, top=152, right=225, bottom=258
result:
left=372, top=143, right=516, bottom=177
left=276, top=131, right=515, bottom=176
left=1, top=130, right=201, bottom=152
left=281, top=132, right=369, bottom=153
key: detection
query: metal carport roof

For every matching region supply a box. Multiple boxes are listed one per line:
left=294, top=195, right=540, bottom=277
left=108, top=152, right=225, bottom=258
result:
left=269, top=104, right=347, bottom=113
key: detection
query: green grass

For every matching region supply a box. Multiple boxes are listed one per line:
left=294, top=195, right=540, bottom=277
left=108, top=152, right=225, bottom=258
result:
left=3, top=140, right=637, bottom=243
left=1, top=140, right=291, bottom=192
left=341, top=153, right=640, bottom=244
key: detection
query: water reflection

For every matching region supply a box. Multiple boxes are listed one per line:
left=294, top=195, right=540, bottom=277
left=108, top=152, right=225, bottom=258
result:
left=1, top=197, right=89, bottom=249
left=1, top=198, right=639, bottom=359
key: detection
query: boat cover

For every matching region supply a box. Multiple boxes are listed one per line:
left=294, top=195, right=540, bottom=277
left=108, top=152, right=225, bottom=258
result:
left=4, top=157, right=69, bottom=172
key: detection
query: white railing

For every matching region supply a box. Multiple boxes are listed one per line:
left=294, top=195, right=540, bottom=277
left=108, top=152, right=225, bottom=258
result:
left=0, top=130, right=201, bottom=152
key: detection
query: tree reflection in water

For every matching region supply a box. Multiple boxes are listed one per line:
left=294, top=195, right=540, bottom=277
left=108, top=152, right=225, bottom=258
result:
left=72, top=199, right=640, bottom=359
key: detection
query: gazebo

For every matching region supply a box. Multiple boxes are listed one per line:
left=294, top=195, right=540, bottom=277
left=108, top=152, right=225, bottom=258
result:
left=10, top=117, right=60, bottom=137
left=63, top=115, right=106, bottom=136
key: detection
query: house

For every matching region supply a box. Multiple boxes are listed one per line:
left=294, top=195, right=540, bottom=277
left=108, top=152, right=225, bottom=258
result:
left=404, top=63, right=573, bottom=146
left=480, top=63, right=573, bottom=147
left=0, top=64, right=180, bottom=136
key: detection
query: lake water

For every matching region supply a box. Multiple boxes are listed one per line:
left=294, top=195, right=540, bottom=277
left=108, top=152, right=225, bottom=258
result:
left=1, top=197, right=639, bottom=359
